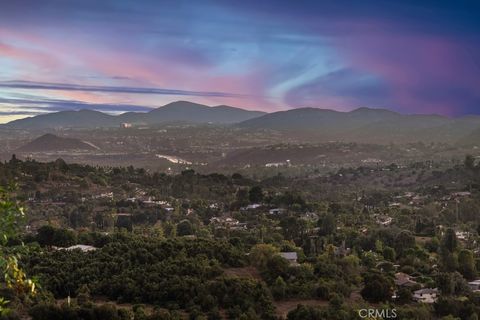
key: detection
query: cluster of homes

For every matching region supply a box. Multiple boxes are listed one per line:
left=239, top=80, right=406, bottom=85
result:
left=394, top=272, right=480, bottom=304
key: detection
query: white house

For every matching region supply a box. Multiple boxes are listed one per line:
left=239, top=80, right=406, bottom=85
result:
left=468, top=280, right=480, bottom=292
left=59, top=245, right=97, bottom=252
left=413, top=288, right=438, bottom=303
left=269, top=208, right=285, bottom=215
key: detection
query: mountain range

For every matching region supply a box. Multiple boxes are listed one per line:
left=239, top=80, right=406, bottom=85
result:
left=239, top=107, right=480, bottom=143
left=2, top=101, right=266, bottom=129
left=3, top=101, right=480, bottom=144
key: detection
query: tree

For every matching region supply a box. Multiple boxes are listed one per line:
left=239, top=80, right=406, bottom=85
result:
left=436, top=272, right=470, bottom=296
left=318, top=213, right=336, bottom=236
left=163, top=221, right=177, bottom=238
left=76, top=284, right=91, bottom=306
left=248, top=186, right=263, bottom=203
left=458, top=249, right=477, bottom=280
left=441, top=251, right=459, bottom=272
left=361, top=272, right=393, bottom=303
left=271, top=276, right=287, bottom=299
left=442, top=228, right=458, bottom=253
left=464, top=155, right=476, bottom=170
left=177, top=220, right=194, bottom=236
left=383, top=246, right=396, bottom=262
left=0, top=186, right=36, bottom=315
left=281, top=216, right=307, bottom=240
left=249, top=244, right=278, bottom=270
left=397, top=287, right=412, bottom=304
left=394, top=231, right=415, bottom=256
left=36, top=225, right=76, bottom=247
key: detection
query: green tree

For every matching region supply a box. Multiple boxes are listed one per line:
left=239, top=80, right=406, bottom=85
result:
left=383, top=246, right=396, bottom=262
left=317, top=213, right=336, bottom=236
left=360, top=272, right=393, bottom=303
left=394, top=231, right=416, bottom=256
left=248, top=186, right=263, bottom=203
left=249, top=244, right=278, bottom=270
left=271, top=276, right=287, bottom=299
left=464, top=154, right=476, bottom=170
left=436, top=272, right=470, bottom=296
left=0, top=186, right=37, bottom=315
left=177, top=220, right=194, bottom=236
left=442, top=228, right=458, bottom=253
left=457, top=249, right=477, bottom=280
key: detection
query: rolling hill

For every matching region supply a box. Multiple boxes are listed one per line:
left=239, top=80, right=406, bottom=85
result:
left=2, top=101, right=266, bottom=129
left=17, top=134, right=99, bottom=152
left=238, top=107, right=480, bottom=143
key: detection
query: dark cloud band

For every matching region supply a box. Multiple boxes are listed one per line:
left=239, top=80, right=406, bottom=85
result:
left=0, top=81, right=248, bottom=99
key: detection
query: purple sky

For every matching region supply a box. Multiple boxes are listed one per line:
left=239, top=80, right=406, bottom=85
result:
left=0, top=0, right=479, bottom=122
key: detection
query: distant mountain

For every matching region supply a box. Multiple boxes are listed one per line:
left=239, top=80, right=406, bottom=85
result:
left=4, top=109, right=118, bottom=130
left=137, top=101, right=265, bottom=124
left=239, top=107, right=480, bottom=143
left=2, top=101, right=266, bottom=129
left=239, top=107, right=399, bottom=131
left=17, top=134, right=99, bottom=152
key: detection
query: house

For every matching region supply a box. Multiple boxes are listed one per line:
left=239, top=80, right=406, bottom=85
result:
left=60, top=245, right=97, bottom=252
left=394, top=272, right=418, bottom=288
left=451, top=191, right=471, bottom=197
left=375, top=214, right=393, bottom=226
left=455, top=231, right=471, bottom=241
left=269, top=208, right=285, bottom=215
left=210, top=217, right=247, bottom=230
left=413, top=288, right=438, bottom=303
left=265, top=162, right=287, bottom=168
left=279, top=252, right=299, bottom=266
left=120, top=123, right=132, bottom=128
left=468, top=280, right=480, bottom=292
left=241, top=204, right=262, bottom=211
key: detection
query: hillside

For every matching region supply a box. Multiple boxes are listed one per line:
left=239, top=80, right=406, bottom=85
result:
left=138, top=101, right=265, bottom=124
left=17, top=134, right=99, bottom=152
left=4, top=109, right=118, bottom=129
left=239, top=107, right=480, bottom=143
left=2, top=101, right=266, bottom=129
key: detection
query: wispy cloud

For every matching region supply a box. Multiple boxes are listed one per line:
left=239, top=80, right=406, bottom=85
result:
left=0, top=81, right=249, bottom=98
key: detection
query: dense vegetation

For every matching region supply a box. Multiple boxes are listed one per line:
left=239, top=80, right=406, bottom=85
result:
left=1, top=156, right=480, bottom=319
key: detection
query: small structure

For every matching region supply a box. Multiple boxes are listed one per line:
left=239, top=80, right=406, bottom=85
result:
left=375, top=214, right=393, bottom=226
left=394, top=272, right=418, bottom=288
left=468, top=280, right=480, bottom=292
left=241, top=204, right=262, bottom=211
left=455, top=231, right=471, bottom=241
left=279, top=252, right=299, bottom=266
left=269, top=208, right=285, bottom=215
left=210, top=216, right=247, bottom=230
left=413, top=288, right=438, bottom=303
left=60, top=245, right=97, bottom=252
left=120, top=123, right=132, bottom=128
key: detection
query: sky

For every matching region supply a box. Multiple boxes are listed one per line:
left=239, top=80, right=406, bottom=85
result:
left=0, top=0, right=479, bottom=123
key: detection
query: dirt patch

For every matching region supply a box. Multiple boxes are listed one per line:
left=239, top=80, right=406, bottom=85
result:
left=415, top=236, right=432, bottom=244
